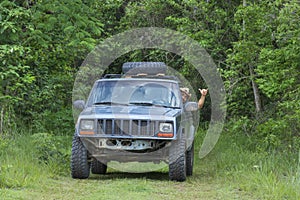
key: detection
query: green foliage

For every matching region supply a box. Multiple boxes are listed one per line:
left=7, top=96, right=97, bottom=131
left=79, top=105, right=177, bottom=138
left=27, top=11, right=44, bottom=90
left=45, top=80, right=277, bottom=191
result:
left=225, top=108, right=300, bottom=153
left=224, top=1, right=275, bottom=117
left=0, top=0, right=107, bottom=134
left=256, top=0, right=300, bottom=100
left=0, top=0, right=299, bottom=169
left=0, top=136, right=8, bottom=154
left=33, top=108, right=74, bottom=135
left=0, top=46, right=35, bottom=134
left=0, top=1, right=35, bottom=115
left=224, top=0, right=299, bottom=145
left=0, top=135, right=43, bottom=188
left=200, top=131, right=300, bottom=199
left=120, top=0, right=182, bottom=28
left=0, top=132, right=72, bottom=189
left=31, top=133, right=71, bottom=175
left=0, top=45, right=35, bottom=99
left=0, top=2, right=299, bottom=199
left=165, top=0, right=239, bottom=60
left=0, top=1, right=32, bottom=43
left=0, top=130, right=299, bottom=199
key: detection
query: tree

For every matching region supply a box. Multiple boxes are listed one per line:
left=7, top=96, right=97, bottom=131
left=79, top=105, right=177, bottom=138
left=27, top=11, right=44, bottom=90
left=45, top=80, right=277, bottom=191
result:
left=0, top=1, right=35, bottom=134
left=0, top=0, right=106, bottom=133
left=225, top=0, right=278, bottom=117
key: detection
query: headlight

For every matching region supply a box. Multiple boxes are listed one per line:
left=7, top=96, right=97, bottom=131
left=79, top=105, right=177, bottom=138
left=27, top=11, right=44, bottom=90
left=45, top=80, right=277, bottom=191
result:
left=80, top=119, right=94, bottom=130
left=159, top=123, right=173, bottom=132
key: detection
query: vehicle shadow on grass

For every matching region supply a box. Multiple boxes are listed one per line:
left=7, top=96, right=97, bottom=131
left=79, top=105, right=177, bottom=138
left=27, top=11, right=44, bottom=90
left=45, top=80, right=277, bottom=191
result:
left=89, top=171, right=170, bottom=181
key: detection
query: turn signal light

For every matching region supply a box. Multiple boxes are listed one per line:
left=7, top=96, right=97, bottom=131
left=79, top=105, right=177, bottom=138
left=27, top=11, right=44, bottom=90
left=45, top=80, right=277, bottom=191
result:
left=79, top=131, right=95, bottom=135
left=157, top=133, right=174, bottom=138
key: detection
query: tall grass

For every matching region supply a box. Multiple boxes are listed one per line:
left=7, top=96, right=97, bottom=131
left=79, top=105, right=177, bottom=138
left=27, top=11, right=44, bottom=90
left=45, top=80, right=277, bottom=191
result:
left=0, top=134, right=45, bottom=188
left=0, top=128, right=299, bottom=199
left=195, top=130, right=300, bottom=199
left=0, top=132, right=71, bottom=189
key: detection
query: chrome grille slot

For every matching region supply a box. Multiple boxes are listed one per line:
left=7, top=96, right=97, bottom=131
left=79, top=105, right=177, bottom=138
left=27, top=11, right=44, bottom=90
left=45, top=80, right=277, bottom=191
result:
left=98, top=119, right=162, bottom=137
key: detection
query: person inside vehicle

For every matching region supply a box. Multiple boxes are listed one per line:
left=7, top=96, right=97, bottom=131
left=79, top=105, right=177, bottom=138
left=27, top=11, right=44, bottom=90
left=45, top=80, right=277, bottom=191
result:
left=180, top=87, right=208, bottom=109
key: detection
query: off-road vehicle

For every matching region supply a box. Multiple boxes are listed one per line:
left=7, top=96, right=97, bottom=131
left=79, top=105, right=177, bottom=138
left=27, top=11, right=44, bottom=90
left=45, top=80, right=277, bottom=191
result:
left=71, top=62, right=198, bottom=181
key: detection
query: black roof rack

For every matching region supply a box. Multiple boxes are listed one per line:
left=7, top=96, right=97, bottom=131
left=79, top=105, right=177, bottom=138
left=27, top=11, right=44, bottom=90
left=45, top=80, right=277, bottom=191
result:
left=101, top=73, right=180, bottom=82
left=101, top=74, right=122, bottom=79
left=129, top=74, right=180, bottom=82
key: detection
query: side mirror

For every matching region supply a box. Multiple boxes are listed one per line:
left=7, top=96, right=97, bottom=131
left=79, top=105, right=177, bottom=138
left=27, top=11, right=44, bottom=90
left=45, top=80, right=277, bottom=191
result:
left=73, top=100, right=85, bottom=110
left=184, top=102, right=198, bottom=112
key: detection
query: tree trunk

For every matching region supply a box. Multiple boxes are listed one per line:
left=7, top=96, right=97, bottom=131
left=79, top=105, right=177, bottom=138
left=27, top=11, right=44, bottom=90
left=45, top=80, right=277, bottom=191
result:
left=249, top=65, right=262, bottom=113
left=0, top=107, right=3, bottom=135
left=243, top=0, right=262, bottom=113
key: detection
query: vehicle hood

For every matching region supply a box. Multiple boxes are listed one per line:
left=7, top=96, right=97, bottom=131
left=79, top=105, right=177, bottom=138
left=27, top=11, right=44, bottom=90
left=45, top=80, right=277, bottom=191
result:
left=80, top=105, right=181, bottom=119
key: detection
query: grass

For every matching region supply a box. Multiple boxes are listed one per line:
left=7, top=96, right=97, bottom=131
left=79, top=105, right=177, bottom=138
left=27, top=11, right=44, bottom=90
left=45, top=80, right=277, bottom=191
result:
left=0, top=135, right=46, bottom=188
left=0, top=131, right=299, bottom=200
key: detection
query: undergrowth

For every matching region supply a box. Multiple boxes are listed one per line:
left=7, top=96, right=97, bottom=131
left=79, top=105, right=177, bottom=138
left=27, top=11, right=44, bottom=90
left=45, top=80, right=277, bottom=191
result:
left=195, top=127, right=300, bottom=199
left=0, top=132, right=71, bottom=188
left=0, top=128, right=299, bottom=199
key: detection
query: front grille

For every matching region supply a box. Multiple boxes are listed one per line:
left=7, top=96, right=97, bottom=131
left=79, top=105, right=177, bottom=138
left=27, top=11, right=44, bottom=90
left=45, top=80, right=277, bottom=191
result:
left=98, top=119, right=163, bottom=137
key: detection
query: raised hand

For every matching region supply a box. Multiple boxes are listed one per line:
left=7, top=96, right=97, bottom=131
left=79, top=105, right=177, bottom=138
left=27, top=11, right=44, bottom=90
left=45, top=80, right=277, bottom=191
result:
left=199, top=89, right=208, bottom=96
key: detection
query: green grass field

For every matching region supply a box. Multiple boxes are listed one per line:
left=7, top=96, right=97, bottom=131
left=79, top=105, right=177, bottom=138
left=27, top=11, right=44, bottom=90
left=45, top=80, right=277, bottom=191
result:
left=0, top=131, right=299, bottom=200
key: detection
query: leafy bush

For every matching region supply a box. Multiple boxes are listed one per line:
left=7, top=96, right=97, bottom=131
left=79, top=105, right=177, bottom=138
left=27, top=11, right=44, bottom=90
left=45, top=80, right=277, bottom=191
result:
left=0, top=137, right=8, bottom=153
left=31, top=108, right=74, bottom=135
left=225, top=97, right=300, bottom=153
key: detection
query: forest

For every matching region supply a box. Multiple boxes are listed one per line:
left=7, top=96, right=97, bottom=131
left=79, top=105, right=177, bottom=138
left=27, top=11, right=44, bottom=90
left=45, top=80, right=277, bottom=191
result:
left=0, top=0, right=299, bottom=199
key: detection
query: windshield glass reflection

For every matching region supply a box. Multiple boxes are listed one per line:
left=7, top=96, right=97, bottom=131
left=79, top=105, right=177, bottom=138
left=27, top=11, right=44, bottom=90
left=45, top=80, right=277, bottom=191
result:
left=87, top=80, right=181, bottom=108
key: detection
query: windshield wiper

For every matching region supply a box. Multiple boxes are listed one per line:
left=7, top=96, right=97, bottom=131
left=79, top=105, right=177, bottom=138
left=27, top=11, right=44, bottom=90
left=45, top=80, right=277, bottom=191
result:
left=159, top=105, right=181, bottom=109
left=130, top=102, right=180, bottom=109
left=95, top=101, right=180, bottom=109
left=130, top=102, right=155, bottom=106
left=94, top=101, right=129, bottom=106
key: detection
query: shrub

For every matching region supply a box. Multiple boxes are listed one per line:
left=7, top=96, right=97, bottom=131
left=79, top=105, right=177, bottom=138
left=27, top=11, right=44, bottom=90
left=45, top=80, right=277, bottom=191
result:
left=0, top=137, right=8, bottom=153
left=225, top=110, right=300, bottom=153
left=31, top=108, right=74, bottom=135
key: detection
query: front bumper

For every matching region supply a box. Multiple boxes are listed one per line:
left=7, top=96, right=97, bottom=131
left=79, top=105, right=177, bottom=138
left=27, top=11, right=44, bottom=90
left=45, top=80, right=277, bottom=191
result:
left=81, top=137, right=171, bottom=163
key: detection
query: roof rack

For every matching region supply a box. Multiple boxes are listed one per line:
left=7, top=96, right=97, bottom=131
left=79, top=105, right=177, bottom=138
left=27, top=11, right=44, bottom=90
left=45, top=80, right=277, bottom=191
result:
left=101, top=74, right=122, bottom=79
left=129, top=74, right=180, bottom=81
left=101, top=73, right=180, bottom=82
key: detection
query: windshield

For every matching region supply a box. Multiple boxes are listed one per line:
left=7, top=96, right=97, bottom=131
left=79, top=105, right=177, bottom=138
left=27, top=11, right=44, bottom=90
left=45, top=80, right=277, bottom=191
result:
left=87, top=79, right=182, bottom=108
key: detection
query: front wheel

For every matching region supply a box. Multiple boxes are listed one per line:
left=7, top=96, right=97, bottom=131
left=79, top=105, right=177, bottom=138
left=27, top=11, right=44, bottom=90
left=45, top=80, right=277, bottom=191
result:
left=169, top=136, right=187, bottom=182
left=71, top=134, right=90, bottom=179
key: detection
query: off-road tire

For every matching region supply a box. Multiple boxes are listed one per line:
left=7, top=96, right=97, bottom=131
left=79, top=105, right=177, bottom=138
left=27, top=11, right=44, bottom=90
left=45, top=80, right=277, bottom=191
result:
left=169, top=136, right=187, bottom=182
left=186, top=142, right=194, bottom=176
left=91, top=159, right=107, bottom=174
left=122, top=62, right=166, bottom=75
left=71, top=134, right=90, bottom=179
